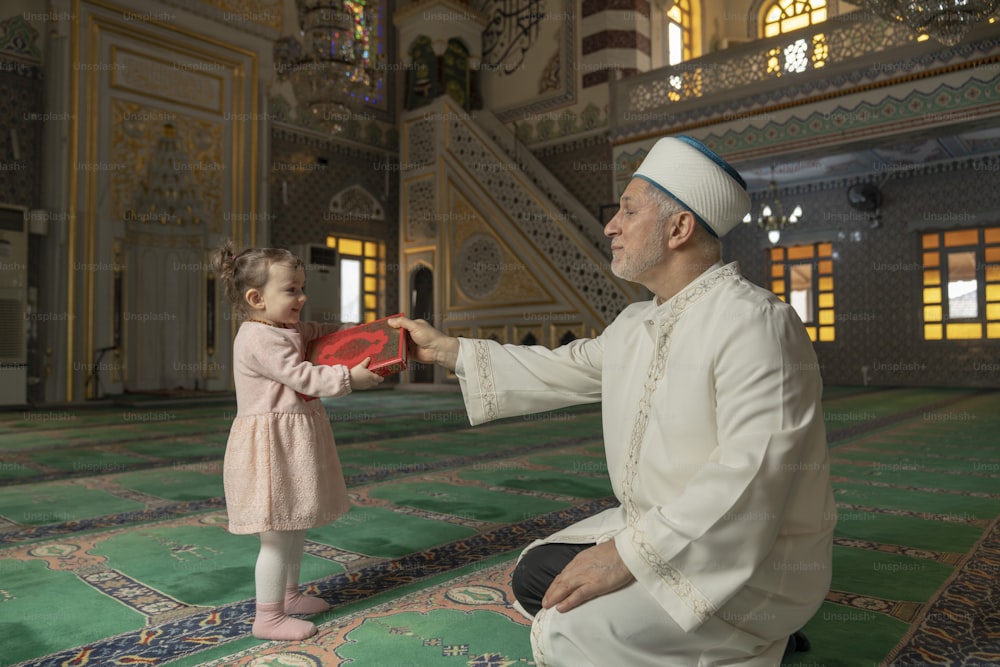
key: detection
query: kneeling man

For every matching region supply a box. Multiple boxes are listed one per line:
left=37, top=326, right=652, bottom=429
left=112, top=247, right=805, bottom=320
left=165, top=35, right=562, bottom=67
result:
left=391, top=135, right=835, bottom=666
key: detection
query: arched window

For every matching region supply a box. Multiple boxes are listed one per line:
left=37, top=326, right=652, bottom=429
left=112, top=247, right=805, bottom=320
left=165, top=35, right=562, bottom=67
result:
left=652, top=0, right=700, bottom=70
left=665, top=0, right=693, bottom=65
left=762, top=0, right=827, bottom=38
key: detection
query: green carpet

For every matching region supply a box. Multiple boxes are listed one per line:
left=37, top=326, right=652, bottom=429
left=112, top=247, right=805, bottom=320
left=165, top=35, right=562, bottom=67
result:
left=1, top=386, right=998, bottom=666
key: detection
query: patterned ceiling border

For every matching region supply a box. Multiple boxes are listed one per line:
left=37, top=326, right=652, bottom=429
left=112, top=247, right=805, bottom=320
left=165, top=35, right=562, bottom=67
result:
left=269, top=95, right=399, bottom=152
left=700, top=76, right=1000, bottom=163
left=612, top=74, right=1000, bottom=167
left=272, top=122, right=399, bottom=160
left=611, top=35, right=1000, bottom=144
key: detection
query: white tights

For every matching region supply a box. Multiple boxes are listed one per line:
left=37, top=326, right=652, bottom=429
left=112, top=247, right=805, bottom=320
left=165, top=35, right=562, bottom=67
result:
left=255, top=529, right=307, bottom=603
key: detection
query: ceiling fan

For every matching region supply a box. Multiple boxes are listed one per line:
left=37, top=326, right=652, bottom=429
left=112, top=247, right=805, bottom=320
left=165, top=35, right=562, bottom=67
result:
left=847, top=182, right=883, bottom=228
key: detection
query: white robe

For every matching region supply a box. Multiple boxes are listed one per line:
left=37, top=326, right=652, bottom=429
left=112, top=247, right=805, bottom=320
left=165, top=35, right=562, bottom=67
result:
left=456, top=262, right=836, bottom=666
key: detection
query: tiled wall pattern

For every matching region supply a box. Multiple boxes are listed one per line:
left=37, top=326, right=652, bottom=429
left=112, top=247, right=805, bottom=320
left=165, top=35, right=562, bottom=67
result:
left=269, top=127, right=401, bottom=317
left=0, top=71, right=41, bottom=208
left=724, top=162, right=1000, bottom=388
left=533, top=134, right=616, bottom=222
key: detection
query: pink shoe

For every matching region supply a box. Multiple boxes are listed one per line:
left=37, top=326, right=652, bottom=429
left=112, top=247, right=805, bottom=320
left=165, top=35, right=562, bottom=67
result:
left=252, top=601, right=317, bottom=640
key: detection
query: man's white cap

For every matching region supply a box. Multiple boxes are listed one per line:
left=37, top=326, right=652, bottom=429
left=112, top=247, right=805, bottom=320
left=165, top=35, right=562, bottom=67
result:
left=632, top=136, right=750, bottom=238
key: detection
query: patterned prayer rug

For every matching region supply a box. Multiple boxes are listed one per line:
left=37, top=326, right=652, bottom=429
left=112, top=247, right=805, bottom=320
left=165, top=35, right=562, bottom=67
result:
left=2, top=387, right=999, bottom=666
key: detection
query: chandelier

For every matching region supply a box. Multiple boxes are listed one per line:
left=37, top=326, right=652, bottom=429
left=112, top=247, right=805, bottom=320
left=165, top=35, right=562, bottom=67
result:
left=743, top=165, right=802, bottom=244
left=863, top=0, right=1000, bottom=46
left=274, top=0, right=382, bottom=133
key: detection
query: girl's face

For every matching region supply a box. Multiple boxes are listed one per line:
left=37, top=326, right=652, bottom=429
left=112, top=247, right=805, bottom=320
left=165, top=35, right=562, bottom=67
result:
left=247, top=262, right=307, bottom=326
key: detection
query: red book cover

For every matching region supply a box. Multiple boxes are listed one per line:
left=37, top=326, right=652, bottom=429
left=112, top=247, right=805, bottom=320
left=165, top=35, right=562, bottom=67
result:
left=306, top=313, right=409, bottom=377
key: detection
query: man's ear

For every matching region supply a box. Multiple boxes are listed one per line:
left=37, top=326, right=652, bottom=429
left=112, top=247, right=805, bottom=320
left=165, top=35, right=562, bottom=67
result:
left=666, top=211, right=698, bottom=249
left=244, top=288, right=265, bottom=311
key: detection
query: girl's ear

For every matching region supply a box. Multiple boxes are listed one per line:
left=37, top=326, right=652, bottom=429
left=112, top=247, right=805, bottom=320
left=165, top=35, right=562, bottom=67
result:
left=244, top=288, right=265, bottom=311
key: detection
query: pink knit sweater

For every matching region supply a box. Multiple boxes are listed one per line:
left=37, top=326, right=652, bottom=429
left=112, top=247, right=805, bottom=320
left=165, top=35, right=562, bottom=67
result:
left=223, top=321, right=352, bottom=534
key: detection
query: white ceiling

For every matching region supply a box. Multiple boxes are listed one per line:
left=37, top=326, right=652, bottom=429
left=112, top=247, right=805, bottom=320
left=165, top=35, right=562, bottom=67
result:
left=736, top=125, right=1000, bottom=191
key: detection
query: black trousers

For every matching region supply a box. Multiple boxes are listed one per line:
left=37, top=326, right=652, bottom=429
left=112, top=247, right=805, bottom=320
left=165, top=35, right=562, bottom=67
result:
left=510, top=542, right=594, bottom=616
left=511, top=541, right=810, bottom=658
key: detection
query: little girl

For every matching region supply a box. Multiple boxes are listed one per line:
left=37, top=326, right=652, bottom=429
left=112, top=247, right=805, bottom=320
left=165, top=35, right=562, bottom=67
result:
left=212, top=241, right=383, bottom=641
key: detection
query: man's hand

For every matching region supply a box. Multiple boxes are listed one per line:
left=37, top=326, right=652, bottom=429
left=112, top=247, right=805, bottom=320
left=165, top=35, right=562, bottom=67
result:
left=387, top=316, right=460, bottom=371
left=541, top=540, right=635, bottom=613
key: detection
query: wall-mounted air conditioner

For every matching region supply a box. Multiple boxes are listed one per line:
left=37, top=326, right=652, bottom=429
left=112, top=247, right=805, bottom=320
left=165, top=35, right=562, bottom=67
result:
left=0, top=204, right=27, bottom=406
left=293, top=244, right=339, bottom=324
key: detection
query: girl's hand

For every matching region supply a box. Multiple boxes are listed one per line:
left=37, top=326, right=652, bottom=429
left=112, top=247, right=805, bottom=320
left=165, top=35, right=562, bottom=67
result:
left=350, top=357, right=384, bottom=390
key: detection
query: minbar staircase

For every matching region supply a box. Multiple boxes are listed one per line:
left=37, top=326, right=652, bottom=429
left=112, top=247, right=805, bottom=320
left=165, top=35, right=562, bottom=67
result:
left=399, top=96, right=643, bottom=346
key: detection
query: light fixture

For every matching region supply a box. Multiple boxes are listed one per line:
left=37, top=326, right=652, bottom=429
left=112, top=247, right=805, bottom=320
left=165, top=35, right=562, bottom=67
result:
left=743, top=165, right=802, bottom=244
left=863, top=0, right=1000, bottom=46
left=274, top=0, right=382, bottom=133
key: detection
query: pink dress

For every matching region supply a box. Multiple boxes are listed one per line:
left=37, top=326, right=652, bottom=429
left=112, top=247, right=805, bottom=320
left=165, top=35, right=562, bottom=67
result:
left=224, top=321, right=352, bottom=535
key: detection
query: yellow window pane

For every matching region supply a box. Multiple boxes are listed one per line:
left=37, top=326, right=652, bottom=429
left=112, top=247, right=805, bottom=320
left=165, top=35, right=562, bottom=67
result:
left=818, top=276, right=833, bottom=291
left=818, top=260, right=833, bottom=274
left=339, top=238, right=363, bottom=255
left=770, top=248, right=785, bottom=261
left=364, top=294, right=376, bottom=309
left=813, top=8, right=827, bottom=22
left=924, top=287, right=942, bottom=304
left=924, top=305, right=942, bottom=322
left=818, top=327, right=835, bottom=342
left=325, top=236, right=337, bottom=248
left=921, top=234, right=939, bottom=249
left=985, top=247, right=1000, bottom=263
left=922, top=252, right=940, bottom=267
left=783, top=14, right=809, bottom=31
left=988, top=264, right=1000, bottom=282
left=772, top=280, right=786, bottom=294
left=364, top=241, right=377, bottom=257
left=667, top=5, right=681, bottom=21
left=923, top=269, right=941, bottom=286
left=946, top=322, right=983, bottom=339
left=364, top=277, right=377, bottom=292
left=924, top=324, right=943, bottom=340
left=944, top=229, right=979, bottom=247
left=364, top=259, right=378, bottom=274
left=777, top=294, right=787, bottom=302
left=988, top=322, right=1000, bottom=339
left=771, top=264, right=785, bottom=278
left=986, top=303, right=1000, bottom=320
left=805, top=326, right=817, bottom=341
left=984, top=227, right=1000, bottom=244
left=987, top=284, right=1000, bottom=301
left=766, top=6, right=782, bottom=22
left=818, top=293, right=834, bottom=308
left=818, top=310, right=835, bottom=325
left=817, top=243, right=832, bottom=257
left=363, top=312, right=376, bottom=323
left=787, top=245, right=815, bottom=260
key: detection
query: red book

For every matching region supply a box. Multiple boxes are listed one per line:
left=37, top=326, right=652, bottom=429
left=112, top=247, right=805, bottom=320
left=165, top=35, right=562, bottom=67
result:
left=306, top=313, right=409, bottom=377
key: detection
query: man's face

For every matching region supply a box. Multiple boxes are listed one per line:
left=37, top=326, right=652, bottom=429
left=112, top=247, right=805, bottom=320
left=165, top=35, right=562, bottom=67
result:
left=604, top=179, right=670, bottom=284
